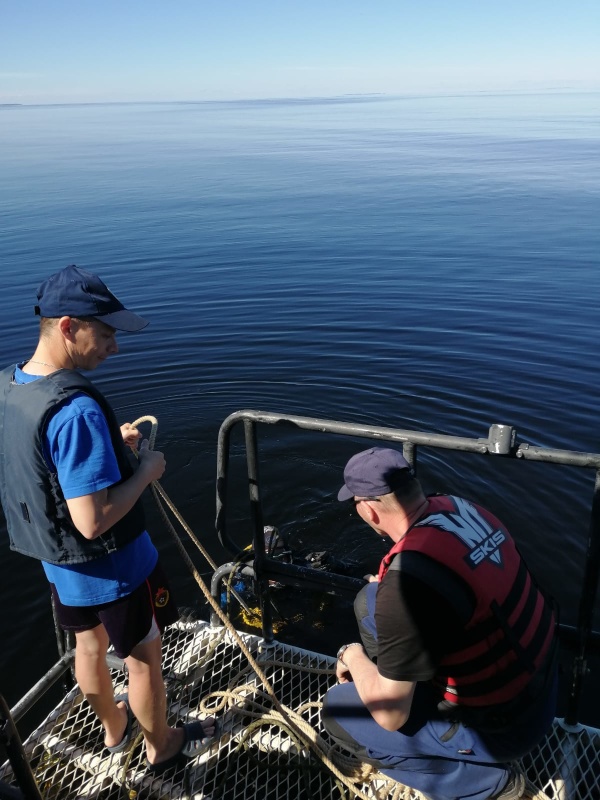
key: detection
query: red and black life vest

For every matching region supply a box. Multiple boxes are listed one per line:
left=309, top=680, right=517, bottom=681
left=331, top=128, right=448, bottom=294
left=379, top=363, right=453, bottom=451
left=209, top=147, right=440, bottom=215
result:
left=378, top=495, right=556, bottom=709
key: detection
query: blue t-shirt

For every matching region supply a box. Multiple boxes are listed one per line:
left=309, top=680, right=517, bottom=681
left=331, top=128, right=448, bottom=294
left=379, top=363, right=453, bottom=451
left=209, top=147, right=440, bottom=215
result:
left=15, top=365, right=157, bottom=606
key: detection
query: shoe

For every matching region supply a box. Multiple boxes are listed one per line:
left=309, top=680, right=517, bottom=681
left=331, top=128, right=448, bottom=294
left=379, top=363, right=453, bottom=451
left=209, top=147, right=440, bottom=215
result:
left=491, top=768, right=526, bottom=800
left=105, top=694, right=134, bottom=754
left=145, top=719, right=215, bottom=775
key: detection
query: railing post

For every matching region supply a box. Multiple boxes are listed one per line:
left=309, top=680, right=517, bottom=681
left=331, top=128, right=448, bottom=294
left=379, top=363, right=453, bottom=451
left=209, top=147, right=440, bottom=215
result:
left=402, top=441, right=416, bottom=472
left=51, top=594, right=75, bottom=692
left=0, top=694, right=42, bottom=799
left=564, top=469, right=600, bottom=725
left=215, top=414, right=233, bottom=552
left=243, top=419, right=274, bottom=643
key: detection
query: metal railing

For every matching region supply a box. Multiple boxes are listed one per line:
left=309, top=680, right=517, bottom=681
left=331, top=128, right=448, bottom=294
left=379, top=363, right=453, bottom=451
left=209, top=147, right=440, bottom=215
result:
left=0, top=693, right=41, bottom=800
left=215, top=409, right=600, bottom=727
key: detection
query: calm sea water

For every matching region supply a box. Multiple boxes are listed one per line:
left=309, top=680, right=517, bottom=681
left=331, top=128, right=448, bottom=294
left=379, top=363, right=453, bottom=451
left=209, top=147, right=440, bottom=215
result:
left=1, top=93, right=599, bottom=724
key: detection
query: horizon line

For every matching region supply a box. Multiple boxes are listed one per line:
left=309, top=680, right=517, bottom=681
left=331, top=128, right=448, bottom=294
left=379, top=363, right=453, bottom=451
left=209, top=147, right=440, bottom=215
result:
left=2, top=86, right=599, bottom=108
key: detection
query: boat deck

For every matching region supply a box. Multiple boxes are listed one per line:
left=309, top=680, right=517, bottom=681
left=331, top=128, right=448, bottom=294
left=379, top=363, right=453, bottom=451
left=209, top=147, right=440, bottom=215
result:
left=1, top=616, right=599, bottom=800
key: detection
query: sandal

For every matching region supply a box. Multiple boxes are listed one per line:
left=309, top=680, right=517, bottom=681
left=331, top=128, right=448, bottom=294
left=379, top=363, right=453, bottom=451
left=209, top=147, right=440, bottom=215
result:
left=105, top=694, right=134, bottom=754
left=146, top=719, right=215, bottom=774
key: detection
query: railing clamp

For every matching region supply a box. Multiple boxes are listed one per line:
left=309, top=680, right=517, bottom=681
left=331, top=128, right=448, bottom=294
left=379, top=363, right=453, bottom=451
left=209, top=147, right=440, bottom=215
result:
left=487, top=424, right=516, bottom=455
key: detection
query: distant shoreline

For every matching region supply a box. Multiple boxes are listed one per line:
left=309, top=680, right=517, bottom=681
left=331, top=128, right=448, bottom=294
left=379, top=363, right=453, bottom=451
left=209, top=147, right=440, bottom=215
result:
left=1, top=88, right=599, bottom=109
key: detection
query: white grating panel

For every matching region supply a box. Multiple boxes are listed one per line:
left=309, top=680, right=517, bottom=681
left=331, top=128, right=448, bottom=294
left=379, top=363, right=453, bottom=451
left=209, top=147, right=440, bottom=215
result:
left=1, top=618, right=598, bottom=800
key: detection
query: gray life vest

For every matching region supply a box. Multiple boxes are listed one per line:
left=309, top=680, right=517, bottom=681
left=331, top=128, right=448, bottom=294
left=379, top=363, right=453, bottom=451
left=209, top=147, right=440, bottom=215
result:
left=0, top=365, right=146, bottom=565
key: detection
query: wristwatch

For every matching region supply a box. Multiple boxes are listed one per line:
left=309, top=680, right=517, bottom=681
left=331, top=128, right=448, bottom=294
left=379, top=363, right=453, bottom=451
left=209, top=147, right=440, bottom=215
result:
left=336, top=642, right=363, bottom=666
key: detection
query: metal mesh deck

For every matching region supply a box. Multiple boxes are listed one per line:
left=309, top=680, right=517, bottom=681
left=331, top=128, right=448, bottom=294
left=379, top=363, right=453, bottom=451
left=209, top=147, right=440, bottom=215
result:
left=1, top=618, right=599, bottom=799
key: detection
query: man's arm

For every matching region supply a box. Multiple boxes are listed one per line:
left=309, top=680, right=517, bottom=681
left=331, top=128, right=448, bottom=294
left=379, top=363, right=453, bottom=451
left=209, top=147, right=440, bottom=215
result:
left=337, top=644, right=416, bottom=731
left=66, top=440, right=165, bottom=539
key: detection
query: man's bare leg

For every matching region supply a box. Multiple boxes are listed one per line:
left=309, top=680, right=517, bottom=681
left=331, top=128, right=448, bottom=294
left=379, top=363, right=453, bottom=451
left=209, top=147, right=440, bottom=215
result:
left=125, top=634, right=216, bottom=765
left=77, top=626, right=215, bottom=764
left=74, top=625, right=129, bottom=748
left=124, top=634, right=182, bottom=764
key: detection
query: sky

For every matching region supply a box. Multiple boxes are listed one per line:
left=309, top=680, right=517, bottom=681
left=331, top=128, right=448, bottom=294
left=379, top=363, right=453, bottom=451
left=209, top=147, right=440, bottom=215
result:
left=1, top=0, right=599, bottom=104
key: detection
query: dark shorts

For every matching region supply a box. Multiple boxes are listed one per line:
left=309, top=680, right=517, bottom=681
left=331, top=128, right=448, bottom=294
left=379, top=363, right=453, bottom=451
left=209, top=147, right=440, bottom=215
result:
left=50, top=561, right=179, bottom=659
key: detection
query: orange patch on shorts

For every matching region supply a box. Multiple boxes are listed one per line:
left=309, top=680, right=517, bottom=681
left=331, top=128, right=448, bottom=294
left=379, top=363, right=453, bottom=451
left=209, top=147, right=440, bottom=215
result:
left=155, top=587, right=170, bottom=608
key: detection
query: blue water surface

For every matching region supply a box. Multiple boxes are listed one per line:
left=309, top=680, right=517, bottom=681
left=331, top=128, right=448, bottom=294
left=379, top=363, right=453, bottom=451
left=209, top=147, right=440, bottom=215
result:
left=0, top=92, right=599, bottom=720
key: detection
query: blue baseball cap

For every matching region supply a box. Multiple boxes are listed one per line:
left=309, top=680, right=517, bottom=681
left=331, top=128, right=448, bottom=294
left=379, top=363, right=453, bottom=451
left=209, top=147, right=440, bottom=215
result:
left=338, top=447, right=414, bottom=501
left=34, top=265, right=148, bottom=332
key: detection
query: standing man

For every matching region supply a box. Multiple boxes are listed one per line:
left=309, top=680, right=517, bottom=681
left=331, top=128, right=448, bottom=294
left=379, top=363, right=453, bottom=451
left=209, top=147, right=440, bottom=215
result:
left=323, top=447, right=557, bottom=800
left=0, top=265, right=214, bottom=774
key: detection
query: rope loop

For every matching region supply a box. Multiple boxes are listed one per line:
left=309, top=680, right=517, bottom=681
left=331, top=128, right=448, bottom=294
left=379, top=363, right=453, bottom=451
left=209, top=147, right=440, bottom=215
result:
left=130, top=415, right=158, bottom=450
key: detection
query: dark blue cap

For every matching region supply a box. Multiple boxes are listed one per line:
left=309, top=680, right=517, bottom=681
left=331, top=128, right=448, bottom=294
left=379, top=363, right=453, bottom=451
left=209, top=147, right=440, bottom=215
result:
left=338, top=447, right=414, bottom=501
left=34, top=265, right=148, bottom=332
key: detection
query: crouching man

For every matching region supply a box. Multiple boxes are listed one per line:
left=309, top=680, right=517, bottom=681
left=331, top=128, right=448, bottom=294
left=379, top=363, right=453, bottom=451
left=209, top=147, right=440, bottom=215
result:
left=322, top=447, right=557, bottom=800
